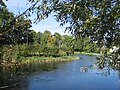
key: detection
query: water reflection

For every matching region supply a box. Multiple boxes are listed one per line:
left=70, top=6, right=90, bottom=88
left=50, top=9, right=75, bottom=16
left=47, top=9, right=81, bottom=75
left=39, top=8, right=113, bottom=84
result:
left=0, top=62, right=59, bottom=89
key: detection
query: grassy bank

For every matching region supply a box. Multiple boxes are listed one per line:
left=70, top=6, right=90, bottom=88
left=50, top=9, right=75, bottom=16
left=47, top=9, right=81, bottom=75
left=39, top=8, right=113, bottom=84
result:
left=74, top=52, right=100, bottom=55
left=20, top=55, right=79, bottom=64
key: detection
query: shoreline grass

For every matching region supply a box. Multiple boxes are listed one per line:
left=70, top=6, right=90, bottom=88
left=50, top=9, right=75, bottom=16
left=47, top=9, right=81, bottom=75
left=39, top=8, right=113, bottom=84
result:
left=74, top=52, right=100, bottom=55
left=20, top=55, right=80, bottom=64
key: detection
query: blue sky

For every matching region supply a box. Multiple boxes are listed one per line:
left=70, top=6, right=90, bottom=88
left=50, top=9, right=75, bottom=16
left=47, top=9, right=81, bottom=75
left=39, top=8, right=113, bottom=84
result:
left=4, top=0, right=67, bottom=35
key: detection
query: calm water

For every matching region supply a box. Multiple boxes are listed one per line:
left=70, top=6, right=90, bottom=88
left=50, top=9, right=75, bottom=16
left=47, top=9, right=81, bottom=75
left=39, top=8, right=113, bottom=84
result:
left=1, top=54, right=120, bottom=90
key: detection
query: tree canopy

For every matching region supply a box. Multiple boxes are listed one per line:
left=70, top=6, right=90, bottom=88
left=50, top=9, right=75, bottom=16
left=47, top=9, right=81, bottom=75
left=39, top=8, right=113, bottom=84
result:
left=0, top=0, right=120, bottom=57
left=29, top=0, right=120, bottom=57
left=2, top=0, right=119, bottom=47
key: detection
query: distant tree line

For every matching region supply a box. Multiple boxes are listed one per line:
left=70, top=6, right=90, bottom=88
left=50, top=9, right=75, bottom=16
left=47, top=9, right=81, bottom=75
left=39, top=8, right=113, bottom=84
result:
left=0, top=2, right=99, bottom=64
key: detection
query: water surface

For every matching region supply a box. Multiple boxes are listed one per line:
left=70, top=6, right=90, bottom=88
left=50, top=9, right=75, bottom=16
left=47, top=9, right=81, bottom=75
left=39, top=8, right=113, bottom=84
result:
left=1, top=54, right=120, bottom=90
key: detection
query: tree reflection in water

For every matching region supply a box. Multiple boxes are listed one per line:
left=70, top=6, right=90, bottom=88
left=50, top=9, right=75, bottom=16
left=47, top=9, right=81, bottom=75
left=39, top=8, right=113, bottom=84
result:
left=0, top=62, right=58, bottom=88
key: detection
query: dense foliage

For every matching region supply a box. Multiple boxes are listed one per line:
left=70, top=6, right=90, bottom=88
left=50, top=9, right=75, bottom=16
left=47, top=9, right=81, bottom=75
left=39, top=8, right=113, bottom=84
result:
left=1, top=0, right=119, bottom=47
left=17, top=0, right=119, bottom=47
left=0, top=6, right=98, bottom=63
left=0, top=0, right=120, bottom=63
left=1, top=28, right=99, bottom=62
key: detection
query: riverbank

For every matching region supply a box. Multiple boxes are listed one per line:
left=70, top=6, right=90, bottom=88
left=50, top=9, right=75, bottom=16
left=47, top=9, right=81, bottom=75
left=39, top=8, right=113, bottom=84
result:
left=74, top=52, right=100, bottom=56
left=20, top=55, right=80, bottom=64
left=0, top=55, right=80, bottom=67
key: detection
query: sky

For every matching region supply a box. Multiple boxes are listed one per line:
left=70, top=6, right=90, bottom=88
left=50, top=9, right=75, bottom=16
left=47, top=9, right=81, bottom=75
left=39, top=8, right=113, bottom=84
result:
left=4, top=0, right=67, bottom=35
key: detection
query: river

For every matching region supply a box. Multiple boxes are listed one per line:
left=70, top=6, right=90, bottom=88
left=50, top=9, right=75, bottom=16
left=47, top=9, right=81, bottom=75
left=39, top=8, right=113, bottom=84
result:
left=0, top=54, right=120, bottom=90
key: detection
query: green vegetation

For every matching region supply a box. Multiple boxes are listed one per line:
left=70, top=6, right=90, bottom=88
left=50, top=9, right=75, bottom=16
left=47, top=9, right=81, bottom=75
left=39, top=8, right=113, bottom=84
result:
left=0, top=0, right=119, bottom=65
left=25, top=0, right=119, bottom=60
left=20, top=55, right=79, bottom=64
left=75, top=52, right=100, bottom=55
left=0, top=6, right=99, bottom=65
left=1, top=28, right=95, bottom=65
left=0, top=1, right=120, bottom=89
